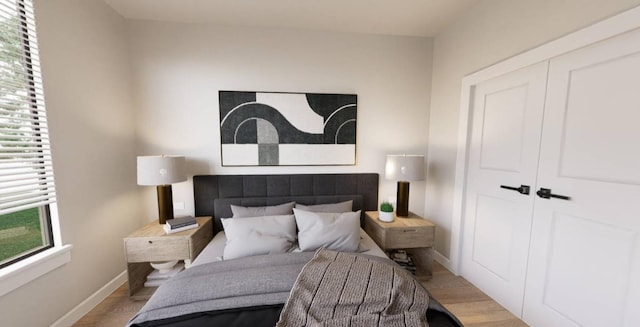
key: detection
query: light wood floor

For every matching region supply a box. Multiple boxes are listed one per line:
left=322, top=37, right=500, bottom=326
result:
left=72, top=284, right=146, bottom=327
left=73, top=261, right=527, bottom=326
left=422, top=262, right=528, bottom=327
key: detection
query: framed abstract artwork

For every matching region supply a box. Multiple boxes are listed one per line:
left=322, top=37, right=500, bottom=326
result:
left=219, top=91, right=357, bottom=166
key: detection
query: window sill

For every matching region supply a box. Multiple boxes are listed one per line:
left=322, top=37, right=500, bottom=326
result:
left=0, top=244, right=72, bottom=297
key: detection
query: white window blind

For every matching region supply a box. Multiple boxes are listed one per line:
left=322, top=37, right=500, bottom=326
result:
left=0, top=0, right=56, bottom=216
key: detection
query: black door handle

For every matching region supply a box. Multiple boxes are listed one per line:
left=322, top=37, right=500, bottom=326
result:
left=536, top=188, right=571, bottom=200
left=500, top=184, right=530, bottom=195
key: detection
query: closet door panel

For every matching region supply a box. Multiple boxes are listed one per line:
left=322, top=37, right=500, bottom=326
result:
left=524, top=27, right=640, bottom=327
left=461, top=61, right=548, bottom=315
left=558, top=52, right=640, bottom=184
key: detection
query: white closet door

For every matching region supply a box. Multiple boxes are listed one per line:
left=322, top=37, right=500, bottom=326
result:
left=461, top=61, right=548, bottom=315
left=523, top=28, right=640, bottom=327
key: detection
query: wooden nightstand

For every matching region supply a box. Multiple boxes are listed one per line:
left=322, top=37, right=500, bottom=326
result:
left=364, top=211, right=435, bottom=280
left=124, top=217, right=213, bottom=300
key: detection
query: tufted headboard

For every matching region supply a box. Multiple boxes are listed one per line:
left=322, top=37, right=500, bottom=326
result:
left=193, top=173, right=379, bottom=233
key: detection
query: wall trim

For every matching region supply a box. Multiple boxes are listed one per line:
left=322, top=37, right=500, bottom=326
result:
left=51, top=270, right=127, bottom=327
left=433, top=249, right=454, bottom=274
left=449, top=5, right=640, bottom=274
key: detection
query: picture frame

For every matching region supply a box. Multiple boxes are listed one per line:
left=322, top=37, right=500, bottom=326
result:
left=219, top=91, right=357, bottom=166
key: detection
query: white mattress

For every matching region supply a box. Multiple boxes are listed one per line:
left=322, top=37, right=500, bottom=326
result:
left=190, top=228, right=388, bottom=268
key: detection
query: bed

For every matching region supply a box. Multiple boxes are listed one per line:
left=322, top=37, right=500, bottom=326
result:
left=128, top=173, right=462, bottom=327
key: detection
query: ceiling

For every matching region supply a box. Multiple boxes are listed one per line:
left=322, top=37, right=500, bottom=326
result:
left=103, top=0, right=481, bottom=37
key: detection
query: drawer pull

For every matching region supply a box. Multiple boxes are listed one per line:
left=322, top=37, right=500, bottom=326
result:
left=403, top=229, right=417, bottom=233
left=148, top=240, right=153, bottom=244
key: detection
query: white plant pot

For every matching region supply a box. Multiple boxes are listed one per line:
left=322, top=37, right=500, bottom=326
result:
left=378, top=211, right=394, bottom=222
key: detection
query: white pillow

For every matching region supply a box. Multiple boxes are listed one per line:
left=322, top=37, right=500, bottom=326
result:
left=295, top=200, right=353, bottom=213
left=293, top=208, right=360, bottom=252
left=221, top=215, right=296, bottom=260
left=230, top=202, right=295, bottom=218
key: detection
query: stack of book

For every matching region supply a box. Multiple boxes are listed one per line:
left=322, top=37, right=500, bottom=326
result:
left=387, top=250, right=417, bottom=275
left=144, top=262, right=185, bottom=287
left=163, top=216, right=198, bottom=234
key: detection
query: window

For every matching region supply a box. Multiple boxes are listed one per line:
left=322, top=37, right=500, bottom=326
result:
left=0, top=0, right=57, bottom=269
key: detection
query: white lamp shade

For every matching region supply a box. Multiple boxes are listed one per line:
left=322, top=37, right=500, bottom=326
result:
left=137, top=155, right=187, bottom=186
left=385, top=155, right=425, bottom=182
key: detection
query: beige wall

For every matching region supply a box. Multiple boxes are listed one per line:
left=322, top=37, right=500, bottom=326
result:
left=9, top=0, right=639, bottom=324
left=0, top=5, right=432, bottom=325
left=128, top=21, right=434, bottom=221
left=426, top=0, right=640, bottom=260
left=0, top=1, right=141, bottom=326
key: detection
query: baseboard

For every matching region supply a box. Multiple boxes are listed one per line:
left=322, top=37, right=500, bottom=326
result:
left=51, top=270, right=127, bottom=327
left=434, top=250, right=458, bottom=275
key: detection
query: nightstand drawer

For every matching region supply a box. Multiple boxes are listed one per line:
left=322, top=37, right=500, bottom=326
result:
left=125, top=237, right=189, bottom=262
left=385, top=227, right=433, bottom=249
left=364, top=211, right=435, bottom=250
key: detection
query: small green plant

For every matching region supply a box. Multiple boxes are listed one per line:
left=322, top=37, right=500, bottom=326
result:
left=380, top=202, right=394, bottom=213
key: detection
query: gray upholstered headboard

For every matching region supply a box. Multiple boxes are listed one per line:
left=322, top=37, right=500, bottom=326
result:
left=193, top=173, right=379, bottom=233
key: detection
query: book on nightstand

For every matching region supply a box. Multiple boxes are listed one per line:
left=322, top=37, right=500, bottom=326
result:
left=163, top=222, right=199, bottom=234
left=166, top=216, right=197, bottom=229
left=144, top=262, right=185, bottom=287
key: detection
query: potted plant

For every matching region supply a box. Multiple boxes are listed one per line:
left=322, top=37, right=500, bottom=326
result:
left=379, top=201, right=395, bottom=222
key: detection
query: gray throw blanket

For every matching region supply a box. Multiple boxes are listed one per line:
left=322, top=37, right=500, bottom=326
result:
left=127, top=252, right=316, bottom=326
left=276, top=249, right=430, bottom=327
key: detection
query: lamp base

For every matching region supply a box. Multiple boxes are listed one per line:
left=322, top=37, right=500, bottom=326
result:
left=157, top=185, right=174, bottom=224
left=396, top=181, right=410, bottom=217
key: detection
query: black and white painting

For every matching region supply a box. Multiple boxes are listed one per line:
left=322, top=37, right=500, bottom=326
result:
left=219, top=91, right=357, bottom=166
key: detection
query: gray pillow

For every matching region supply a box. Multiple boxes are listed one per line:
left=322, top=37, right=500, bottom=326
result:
left=295, top=200, right=353, bottom=213
left=221, top=214, right=296, bottom=260
left=293, top=208, right=360, bottom=252
left=230, top=201, right=295, bottom=218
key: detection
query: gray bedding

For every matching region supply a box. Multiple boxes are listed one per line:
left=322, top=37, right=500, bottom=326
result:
left=127, top=252, right=315, bottom=326
left=128, top=250, right=436, bottom=327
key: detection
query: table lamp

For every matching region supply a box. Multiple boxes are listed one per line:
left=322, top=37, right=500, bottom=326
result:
left=137, top=155, right=187, bottom=224
left=385, top=154, right=425, bottom=217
